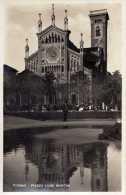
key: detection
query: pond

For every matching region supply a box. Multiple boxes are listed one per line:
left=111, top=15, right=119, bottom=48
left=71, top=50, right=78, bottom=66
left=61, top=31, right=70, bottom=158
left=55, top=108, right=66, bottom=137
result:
left=3, top=127, right=121, bottom=192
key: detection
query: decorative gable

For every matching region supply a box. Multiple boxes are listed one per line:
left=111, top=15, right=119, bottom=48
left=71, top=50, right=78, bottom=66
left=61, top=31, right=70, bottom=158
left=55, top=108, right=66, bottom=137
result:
left=37, top=25, right=66, bottom=42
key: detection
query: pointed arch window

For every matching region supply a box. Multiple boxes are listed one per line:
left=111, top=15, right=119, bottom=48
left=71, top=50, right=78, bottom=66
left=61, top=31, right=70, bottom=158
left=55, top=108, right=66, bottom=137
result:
left=61, top=37, right=64, bottom=42
left=55, top=34, right=57, bottom=42
left=96, top=25, right=101, bottom=37
left=62, top=65, right=64, bottom=72
left=58, top=35, right=60, bottom=42
left=71, top=58, right=73, bottom=71
left=45, top=37, right=48, bottom=43
left=41, top=67, right=44, bottom=73
left=74, top=60, right=76, bottom=71
left=52, top=33, right=54, bottom=42
left=77, top=61, right=79, bottom=71
left=49, top=35, right=51, bottom=43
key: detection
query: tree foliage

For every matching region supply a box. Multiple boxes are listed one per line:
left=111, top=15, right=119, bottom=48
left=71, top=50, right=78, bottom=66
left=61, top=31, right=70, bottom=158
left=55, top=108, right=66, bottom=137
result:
left=93, top=70, right=122, bottom=109
left=70, top=71, right=91, bottom=105
left=16, top=70, right=45, bottom=107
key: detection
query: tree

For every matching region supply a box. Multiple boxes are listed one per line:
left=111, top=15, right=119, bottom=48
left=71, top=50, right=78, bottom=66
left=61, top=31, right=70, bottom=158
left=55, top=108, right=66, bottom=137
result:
left=44, top=71, right=56, bottom=104
left=16, top=70, right=45, bottom=110
left=70, top=71, right=91, bottom=105
left=110, top=71, right=122, bottom=109
left=92, top=70, right=122, bottom=110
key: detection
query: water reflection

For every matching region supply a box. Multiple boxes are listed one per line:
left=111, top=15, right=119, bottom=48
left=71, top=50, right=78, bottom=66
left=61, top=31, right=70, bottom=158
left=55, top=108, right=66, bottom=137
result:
left=4, top=130, right=121, bottom=192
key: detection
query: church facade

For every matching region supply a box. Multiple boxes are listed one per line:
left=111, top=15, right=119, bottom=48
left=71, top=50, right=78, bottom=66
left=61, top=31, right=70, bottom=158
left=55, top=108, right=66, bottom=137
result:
left=24, top=5, right=109, bottom=106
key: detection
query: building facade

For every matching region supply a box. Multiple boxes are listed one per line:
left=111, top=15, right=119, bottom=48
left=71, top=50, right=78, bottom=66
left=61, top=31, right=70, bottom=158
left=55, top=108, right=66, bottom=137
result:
left=24, top=5, right=109, bottom=106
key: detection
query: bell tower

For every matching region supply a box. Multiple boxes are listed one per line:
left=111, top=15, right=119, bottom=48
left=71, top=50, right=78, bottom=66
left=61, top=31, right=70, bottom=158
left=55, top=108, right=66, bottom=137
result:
left=89, top=9, right=109, bottom=73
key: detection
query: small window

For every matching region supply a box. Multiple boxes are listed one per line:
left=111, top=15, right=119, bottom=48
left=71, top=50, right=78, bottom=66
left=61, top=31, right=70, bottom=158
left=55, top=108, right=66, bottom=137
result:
left=42, top=59, right=45, bottom=64
left=62, top=66, right=64, bottom=72
left=41, top=67, right=44, bottom=73
left=61, top=37, right=64, bottom=42
left=55, top=34, right=57, bottom=42
left=58, top=35, right=60, bottom=42
left=45, top=37, right=48, bottom=43
left=45, top=67, right=47, bottom=72
left=96, top=26, right=101, bottom=37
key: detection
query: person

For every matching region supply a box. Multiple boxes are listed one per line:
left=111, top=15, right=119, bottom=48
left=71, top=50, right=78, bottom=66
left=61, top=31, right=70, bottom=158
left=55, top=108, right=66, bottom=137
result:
left=62, top=101, right=68, bottom=121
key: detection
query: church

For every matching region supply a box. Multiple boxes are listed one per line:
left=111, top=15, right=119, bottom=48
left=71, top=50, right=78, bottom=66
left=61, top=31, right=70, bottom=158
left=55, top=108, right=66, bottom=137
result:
left=24, top=4, right=109, bottom=107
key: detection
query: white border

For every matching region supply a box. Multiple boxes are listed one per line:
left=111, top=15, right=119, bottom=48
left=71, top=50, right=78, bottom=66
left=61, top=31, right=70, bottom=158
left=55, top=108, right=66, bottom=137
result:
left=0, top=0, right=126, bottom=195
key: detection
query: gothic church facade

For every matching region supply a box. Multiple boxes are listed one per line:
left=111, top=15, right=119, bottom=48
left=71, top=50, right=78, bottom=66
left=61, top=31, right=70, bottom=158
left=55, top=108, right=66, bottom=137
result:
left=24, top=4, right=109, bottom=106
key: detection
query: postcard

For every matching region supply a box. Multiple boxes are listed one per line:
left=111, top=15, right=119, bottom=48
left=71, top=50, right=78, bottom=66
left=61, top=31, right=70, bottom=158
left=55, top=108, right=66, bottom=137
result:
left=1, top=0, right=125, bottom=194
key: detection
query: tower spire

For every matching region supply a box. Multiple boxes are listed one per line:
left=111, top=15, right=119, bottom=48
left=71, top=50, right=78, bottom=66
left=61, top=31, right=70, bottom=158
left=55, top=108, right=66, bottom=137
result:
left=79, top=33, right=84, bottom=72
left=64, top=9, right=68, bottom=31
left=51, top=3, right=55, bottom=26
left=38, top=13, right=42, bottom=33
left=80, top=33, right=84, bottom=50
left=25, top=38, right=29, bottom=58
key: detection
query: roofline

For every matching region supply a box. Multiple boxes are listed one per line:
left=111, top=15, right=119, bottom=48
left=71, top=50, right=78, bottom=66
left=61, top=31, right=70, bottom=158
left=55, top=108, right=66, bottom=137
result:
left=89, top=9, right=108, bottom=14
left=68, top=48, right=80, bottom=55
left=4, top=64, right=18, bottom=72
left=36, top=25, right=71, bottom=37
left=89, top=9, right=109, bottom=19
left=28, top=51, right=38, bottom=59
left=17, top=69, right=42, bottom=78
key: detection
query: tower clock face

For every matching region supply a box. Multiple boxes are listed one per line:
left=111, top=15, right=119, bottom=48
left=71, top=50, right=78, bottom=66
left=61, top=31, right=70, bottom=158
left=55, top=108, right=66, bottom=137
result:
left=46, top=46, right=59, bottom=63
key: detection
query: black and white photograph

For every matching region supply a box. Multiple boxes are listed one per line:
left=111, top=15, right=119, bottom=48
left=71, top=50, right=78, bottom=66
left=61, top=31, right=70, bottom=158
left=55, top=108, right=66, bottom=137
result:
left=1, top=0, right=125, bottom=193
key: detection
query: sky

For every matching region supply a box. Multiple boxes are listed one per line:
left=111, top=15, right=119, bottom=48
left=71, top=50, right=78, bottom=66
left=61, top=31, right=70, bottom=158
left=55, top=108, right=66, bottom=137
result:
left=3, top=0, right=122, bottom=73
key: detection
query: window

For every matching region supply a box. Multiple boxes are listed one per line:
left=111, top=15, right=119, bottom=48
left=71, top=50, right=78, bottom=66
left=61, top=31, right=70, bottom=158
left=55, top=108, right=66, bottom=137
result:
left=42, top=59, right=45, bottom=64
left=55, top=34, right=57, bottom=42
left=62, top=66, right=64, bottom=72
left=96, top=26, right=101, bottom=37
left=34, top=61, right=35, bottom=71
left=41, top=67, right=44, bottom=73
left=77, top=61, right=79, bottom=70
left=71, top=58, right=73, bottom=71
left=45, top=37, right=48, bottom=43
left=74, top=60, right=76, bottom=71
left=58, top=35, right=60, bottom=42
left=45, top=67, right=47, bottom=72
left=49, top=35, right=51, bottom=43
left=61, top=37, right=64, bottom=42
left=52, top=33, right=54, bottom=42
left=62, top=58, right=64, bottom=63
